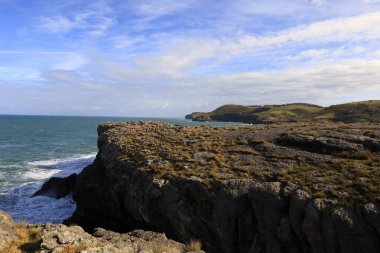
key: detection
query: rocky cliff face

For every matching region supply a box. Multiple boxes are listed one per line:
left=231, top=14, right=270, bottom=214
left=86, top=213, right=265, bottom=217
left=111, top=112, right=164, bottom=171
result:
left=67, top=121, right=380, bottom=253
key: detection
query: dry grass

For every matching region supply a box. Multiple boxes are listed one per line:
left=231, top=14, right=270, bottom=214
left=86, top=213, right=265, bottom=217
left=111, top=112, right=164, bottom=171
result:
left=105, top=121, right=380, bottom=204
left=185, top=239, right=202, bottom=252
left=141, top=241, right=183, bottom=253
left=60, top=243, right=98, bottom=253
left=0, top=222, right=42, bottom=253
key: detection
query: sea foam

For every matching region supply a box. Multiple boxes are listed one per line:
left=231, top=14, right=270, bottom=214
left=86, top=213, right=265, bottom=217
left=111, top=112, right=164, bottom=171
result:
left=0, top=152, right=96, bottom=223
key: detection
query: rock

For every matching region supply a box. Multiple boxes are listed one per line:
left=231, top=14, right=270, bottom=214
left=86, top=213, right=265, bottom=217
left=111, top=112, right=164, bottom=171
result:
left=68, top=121, right=380, bottom=253
left=39, top=223, right=98, bottom=252
left=277, top=133, right=365, bottom=155
left=0, top=210, right=15, bottom=251
left=33, top=173, right=77, bottom=198
left=38, top=223, right=186, bottom=253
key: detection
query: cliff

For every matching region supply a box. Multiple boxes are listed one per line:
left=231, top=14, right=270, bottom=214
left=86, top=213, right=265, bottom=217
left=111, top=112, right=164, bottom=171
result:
left=64, top=121, right=380, bottom=253
left=186, top=100, right=380, bottom=123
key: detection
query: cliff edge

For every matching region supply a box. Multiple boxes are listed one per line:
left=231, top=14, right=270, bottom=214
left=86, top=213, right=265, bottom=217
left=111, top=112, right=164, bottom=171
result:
left=66, top=121, right=380, bottom=253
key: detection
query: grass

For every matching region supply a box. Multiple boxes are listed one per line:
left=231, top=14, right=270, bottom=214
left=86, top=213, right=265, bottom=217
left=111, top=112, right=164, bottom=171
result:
left=0, top=222, right=42, bottom=253
left=207, top=103, right=324, bottom=123
left=60, top=244, right=95, bottom=253
left=142, top=241, right=184, bottom=253
left=313, top=100, right=380, bottom=123
left=104, top=121, right=380, bottom=205
left=189, top=100, right=380, bottom=124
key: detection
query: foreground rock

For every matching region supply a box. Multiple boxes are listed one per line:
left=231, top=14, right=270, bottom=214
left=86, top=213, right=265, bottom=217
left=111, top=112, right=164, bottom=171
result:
left=0, top=210, right=15, bottom=251
left=40, top=224, right=188, bottom=253
left=66, top=121, right=380, bottom=253
left=0, top=209, right=200, bottom=253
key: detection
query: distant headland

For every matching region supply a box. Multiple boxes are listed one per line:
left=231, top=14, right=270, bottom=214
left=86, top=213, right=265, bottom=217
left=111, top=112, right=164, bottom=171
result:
left=186, top=100, right=380, bottom=124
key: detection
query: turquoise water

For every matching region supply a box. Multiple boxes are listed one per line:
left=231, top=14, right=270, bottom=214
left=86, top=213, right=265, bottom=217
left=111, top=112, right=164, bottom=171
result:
left=0, top=115, right=235, bottom=223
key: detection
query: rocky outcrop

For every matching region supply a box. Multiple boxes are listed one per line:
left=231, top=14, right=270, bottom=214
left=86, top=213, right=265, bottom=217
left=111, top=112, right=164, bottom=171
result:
left=276, top=133, right=365, bottom=155
left=67, top=121, right=380, bottom=253
left=0, top=209, right=199, bottom=253
left=40, top=224, right=188, bottom=253
left=33, top=173, right=77, bottom=198
left=0, top=210, right=15, bottom=251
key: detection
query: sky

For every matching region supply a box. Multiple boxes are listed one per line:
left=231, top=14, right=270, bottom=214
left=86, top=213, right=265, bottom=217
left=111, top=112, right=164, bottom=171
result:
left=1, top=0, right=380, bottom=117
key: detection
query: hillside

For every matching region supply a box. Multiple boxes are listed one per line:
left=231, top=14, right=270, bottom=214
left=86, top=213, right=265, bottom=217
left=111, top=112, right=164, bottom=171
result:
left=314, top=100, right=380, bottom=123
left=186, top=100, right=380, bottom=123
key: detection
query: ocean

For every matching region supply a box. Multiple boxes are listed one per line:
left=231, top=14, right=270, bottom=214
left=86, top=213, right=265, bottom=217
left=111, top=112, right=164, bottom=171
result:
left=0, top=115, right=234, bottom=224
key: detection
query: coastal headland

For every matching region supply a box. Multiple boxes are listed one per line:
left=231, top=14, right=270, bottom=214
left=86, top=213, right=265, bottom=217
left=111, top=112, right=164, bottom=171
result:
left=186, top=100, right=380, bottom=124
left=2, top=120, right=380, bottom=253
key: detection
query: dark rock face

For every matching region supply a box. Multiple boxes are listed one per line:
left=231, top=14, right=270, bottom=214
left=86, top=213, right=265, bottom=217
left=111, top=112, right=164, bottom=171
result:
left=33, top=173, right=77, bottom=198
left=70, top=165, right=380, bottom=253
left=68, top=122, right=380, bottom=253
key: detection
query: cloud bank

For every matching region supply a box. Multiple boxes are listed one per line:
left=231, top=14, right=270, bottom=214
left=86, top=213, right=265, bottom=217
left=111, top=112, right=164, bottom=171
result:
left=0, top=0, right=380, bottom=116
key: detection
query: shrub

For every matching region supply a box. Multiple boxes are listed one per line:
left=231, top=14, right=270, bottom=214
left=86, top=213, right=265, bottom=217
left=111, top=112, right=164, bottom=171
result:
left=185, top=239, right=202, bottom=252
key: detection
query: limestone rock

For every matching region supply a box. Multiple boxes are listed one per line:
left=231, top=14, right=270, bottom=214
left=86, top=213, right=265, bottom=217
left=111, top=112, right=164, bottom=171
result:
left=67, top=121, right=380, bottom=253
left=0, top=210, right=15, bottom=251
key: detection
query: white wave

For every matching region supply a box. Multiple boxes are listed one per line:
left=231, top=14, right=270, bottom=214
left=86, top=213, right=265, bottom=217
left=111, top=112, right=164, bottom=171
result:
left=27, top=152, right=97, bottom=167
left=23, top=168, right=62, bottom=180
left=0, top=152, right=97, bottom=223
left=0, top=188, right=76, bottom=224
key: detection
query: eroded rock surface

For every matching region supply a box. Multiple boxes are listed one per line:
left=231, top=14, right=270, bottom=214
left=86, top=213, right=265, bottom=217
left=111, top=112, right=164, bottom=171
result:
left=0, top=210, right=196, bottom=253
left=65, top=121, right=380, bottom=253
left=40, top=224, right=187, bottom=253
left=0, top=210, right=15, bottom=251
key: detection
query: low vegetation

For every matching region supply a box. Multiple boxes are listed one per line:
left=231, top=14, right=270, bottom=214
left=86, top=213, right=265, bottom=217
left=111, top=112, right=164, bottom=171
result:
left=102, top=121, right=380, bottom=205
left=0, top=222, right=41, bottom=253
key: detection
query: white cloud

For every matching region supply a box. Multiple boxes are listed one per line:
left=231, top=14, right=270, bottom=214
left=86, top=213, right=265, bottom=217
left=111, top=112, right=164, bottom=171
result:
left=3, top=0, right=380, bottom=116
left=18, top=58, right=380, bottom=116
left=52, top=54, right=88, bottom=70
left=135, top=0, right=194, bottom=18
left=110, top=35, right=145, bottom=49
left=0, top=67, right=41, bottom=81
left=362, top=0, right=380, bottom=3
left=223, top=11, right=380, bottom=56
left=37, top=11, right=115, bottom=35
left=0, top=51, right=77, bottom=55
left=311, top=0, right=327, bottom=6
left=38, top=15, right=75, bottom=33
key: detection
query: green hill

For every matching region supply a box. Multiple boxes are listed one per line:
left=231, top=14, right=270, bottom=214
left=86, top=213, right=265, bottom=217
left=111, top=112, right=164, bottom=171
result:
left=314, top=100, right=380, bottom=123
left=186, top=100, right=380, bottom=123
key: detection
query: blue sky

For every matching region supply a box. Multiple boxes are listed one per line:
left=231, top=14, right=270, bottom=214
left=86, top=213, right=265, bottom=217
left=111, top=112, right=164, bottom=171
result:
left=1, top=0, right=380, bottom=117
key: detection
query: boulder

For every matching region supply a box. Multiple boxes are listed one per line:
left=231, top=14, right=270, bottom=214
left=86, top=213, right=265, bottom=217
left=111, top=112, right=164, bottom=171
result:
left=33, top=173, right=77, bottom=198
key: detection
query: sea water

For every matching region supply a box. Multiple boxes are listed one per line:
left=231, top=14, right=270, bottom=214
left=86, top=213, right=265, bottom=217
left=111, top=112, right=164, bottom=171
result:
left=0, top=115, right=234, bottom=224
